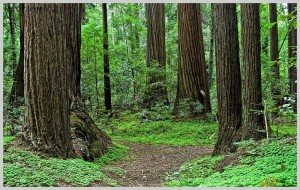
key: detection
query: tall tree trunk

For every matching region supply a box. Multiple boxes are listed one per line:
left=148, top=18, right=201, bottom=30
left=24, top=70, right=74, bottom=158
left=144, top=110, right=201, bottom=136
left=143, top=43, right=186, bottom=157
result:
left=241, top=4, right=267, bottom=140
left=21, top=4, right=111, bottom=160
left=8, top=4, right=16, bottom=74
left=174, top=3, right=211, bottom=116
left=103, top=3, right=112, bottom=112
left=212, top=4, right=242, bottom=156
left=208, top=3, right=214, bottom=88
left=144, top=3, right=168, bottom=108
left=288, top=3, right=297, bottom=113
left=9, top=3, right=24, bottom=104
left=269, top=3, right=281, bottom=115
left=22, top=4, right=76, bottom=158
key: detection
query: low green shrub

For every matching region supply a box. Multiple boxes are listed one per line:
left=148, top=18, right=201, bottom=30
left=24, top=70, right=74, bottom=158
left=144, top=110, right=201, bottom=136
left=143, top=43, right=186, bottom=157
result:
left=108, top=118, right=218, bottom=146
left=3, top=138, right=128, bottom=187
left=166, top=138, right=297, bottom=187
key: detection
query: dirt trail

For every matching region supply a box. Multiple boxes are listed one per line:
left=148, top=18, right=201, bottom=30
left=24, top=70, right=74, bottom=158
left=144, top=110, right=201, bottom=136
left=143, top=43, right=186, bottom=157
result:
left=97, top=140, right=213, bottom=187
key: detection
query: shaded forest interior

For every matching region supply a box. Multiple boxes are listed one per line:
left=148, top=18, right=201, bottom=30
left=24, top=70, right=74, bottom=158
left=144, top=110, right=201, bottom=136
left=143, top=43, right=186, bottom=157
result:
left=3, top=3, right=297, bottom=187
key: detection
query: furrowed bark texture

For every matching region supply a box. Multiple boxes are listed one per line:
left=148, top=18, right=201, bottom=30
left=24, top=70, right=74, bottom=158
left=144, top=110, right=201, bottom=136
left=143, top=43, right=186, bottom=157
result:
left=241, top=4, right=266, bottom=140
left=23, top=4, right=76, bottom=158
left=174, top=3, right=211, bottom=115
left=144, top=3, right=168, bottom=108
left=212, top=3, right=242, bottom=156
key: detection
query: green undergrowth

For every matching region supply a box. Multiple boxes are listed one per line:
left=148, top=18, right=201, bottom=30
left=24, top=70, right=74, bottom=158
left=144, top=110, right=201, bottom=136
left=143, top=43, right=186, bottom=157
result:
left=105, top=112, right=296, bottom=147
left=271, top=125, right=297, bottom=137
left=96, top=143, right=129, bottom=166
left=3, top=136, right=16, bottom=146
left=105, top=112, right=218, bottom=146
left=3, top=136, right=128, bottom=187
left=165, top=138, right=297, bottom=187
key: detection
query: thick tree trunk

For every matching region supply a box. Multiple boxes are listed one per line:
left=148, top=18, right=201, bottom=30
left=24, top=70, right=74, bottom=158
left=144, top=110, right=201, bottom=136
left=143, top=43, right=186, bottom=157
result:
left=21, top=4, right=112, bottom=160
left=22, top=4, right=76, bottom=158
left=103, top=3, right=112, bottom=112
left=174, top=4, right=211, bottom=116
left=144, top=3, right=168, bottom=108
left=241, top=4, right=267, bottom=140
left=269, top=3, right=281, bottom=114
left=9, top=3, right=24, bottom=104
left=212, top=4, right=242, bottom=156
left=288, top=3, right=297, bottom=113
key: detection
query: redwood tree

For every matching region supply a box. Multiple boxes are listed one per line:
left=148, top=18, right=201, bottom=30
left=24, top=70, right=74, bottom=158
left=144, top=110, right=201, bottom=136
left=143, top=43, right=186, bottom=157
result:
left=241, top=3, right=266, bottom=140
left=174, top=3, right=211, bottom=116
left=288, top=3, right=297, bottom=113
left=22, top=4, right=76, bottom=158
left=212, top=4, right=242, bottom=156
left=21, top=4, right=111, bottom=159
left=144, top=3, right=168, bottom=108
left=269, top=3, right=281, bottom=114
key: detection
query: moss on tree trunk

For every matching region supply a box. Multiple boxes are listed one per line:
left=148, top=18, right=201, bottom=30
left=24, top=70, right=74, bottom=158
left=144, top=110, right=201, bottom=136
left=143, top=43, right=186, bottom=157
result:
left=70, top=97, right=112, bottom=161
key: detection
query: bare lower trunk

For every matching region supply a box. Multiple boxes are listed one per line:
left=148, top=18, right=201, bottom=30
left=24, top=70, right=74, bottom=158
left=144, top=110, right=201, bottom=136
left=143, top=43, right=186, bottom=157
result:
left=241, top=4, right=267, bottom=140
left=212, top=4, right=242, bottom=156
left=21, top=4, right=112, bottom=159
left=144, top=3, right=168, bottom=108
left=174, top=4, right=211, bottom=116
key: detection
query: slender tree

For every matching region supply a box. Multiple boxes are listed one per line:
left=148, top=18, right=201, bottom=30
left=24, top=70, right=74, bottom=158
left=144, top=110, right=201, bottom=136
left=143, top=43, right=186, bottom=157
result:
left=93, top=36, right=100, bottom=108
left=9, top=3, right=24, bottom=104
left=174, top=3, right=211, bottom=116
left=288, top=3, right=297, bottom=113
left=130, top=3, right=140, bottom=101
left=144, top=3, right=168, bottom=108
left=208, top=3, right=214, bottom=88
left=7, top=4, right=16, bottom=74
left=241, top=3, right=267, bottom=140
left=212, top=4, right=242, bottom=156
left=103, top=3, right=112, bottom=112
left=269, top=3, right=281, bottom=114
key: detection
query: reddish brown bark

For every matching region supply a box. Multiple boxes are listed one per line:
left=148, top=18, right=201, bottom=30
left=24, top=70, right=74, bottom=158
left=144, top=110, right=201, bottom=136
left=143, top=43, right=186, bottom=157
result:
left=241, top=3, right=266, bottom=140
left=212, top=3, right=242, bottom=156
left=174, top=3, right=211, bottom=116
left=144, top=3, right=168, bottom=108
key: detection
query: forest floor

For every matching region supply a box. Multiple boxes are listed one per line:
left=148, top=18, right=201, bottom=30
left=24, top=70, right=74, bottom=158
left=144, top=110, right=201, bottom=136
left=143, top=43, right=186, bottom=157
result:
left=93, top=140, right=213, bottom=187
left=3, top=111, right=297, bottom=187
